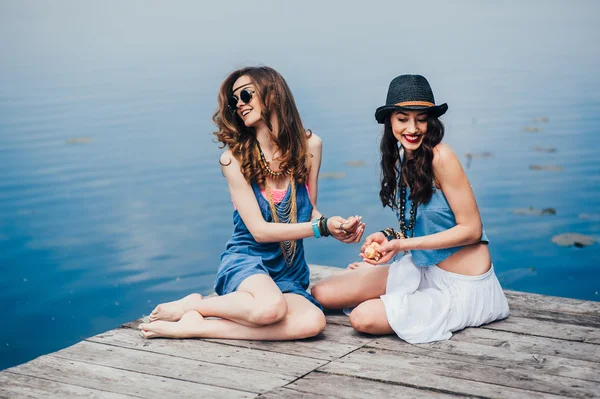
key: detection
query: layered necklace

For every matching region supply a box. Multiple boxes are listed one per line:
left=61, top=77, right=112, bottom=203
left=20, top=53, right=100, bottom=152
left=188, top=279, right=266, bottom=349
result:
left=257, top=142, right=297, bottom=266
left=397, top=178, right=418, bottom=238
left=397, top=146, right=418, bottom=239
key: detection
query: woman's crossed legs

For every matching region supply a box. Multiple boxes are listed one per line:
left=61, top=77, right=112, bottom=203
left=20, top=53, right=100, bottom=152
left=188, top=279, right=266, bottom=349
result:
left=139, top=274, right=326, bottom=340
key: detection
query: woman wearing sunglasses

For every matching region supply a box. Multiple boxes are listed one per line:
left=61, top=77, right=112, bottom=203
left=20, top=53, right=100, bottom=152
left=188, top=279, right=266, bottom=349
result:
left=311, top=74, right=509, bottom=344
left=139, top=66, right=364, bottom=339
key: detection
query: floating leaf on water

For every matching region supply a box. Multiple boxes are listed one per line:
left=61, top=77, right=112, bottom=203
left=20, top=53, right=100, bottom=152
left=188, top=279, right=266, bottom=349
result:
left=532, top=116, right=549, bottom=123
left=66, top=137, right=93, bottom=145
left=511, top=207, right=556, bottom=216
left=345, top=160, right=366, bottom=167
left=465, top=152, right=494, bottom=159
left=579, top=213, right=600, bottom=221
left=551, top=233, right=595, bottom=248
left=531, top=146, right=557, bottom=153
left=522, top=126, right=541, bottom=133
left=497, top=267, right=537, bottom=284
left=320, top=172, right=346, bottom=180
left=529, top=165, right=563, bottom=172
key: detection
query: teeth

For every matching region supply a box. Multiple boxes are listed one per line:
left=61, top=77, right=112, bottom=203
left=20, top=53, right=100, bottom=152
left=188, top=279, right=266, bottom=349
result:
left=242, top=110, right=251, bottom=116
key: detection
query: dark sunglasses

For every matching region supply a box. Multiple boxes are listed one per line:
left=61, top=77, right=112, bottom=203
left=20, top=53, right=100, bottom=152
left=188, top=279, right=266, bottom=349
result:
left=228, top=89, right=254, bottom=110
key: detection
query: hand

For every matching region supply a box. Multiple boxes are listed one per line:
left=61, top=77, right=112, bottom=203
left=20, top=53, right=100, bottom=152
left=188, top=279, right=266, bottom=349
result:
left=359, top=233, right=407, bottom=265
left=328, top=215, right=365, bottom=244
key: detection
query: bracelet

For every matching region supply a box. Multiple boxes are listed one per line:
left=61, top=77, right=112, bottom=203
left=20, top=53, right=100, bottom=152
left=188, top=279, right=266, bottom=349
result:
left=311, top=218, right=322, bottom=238
left=380, top=228, right=396, bottom=241
left=318, top=216, right=330, bottom=237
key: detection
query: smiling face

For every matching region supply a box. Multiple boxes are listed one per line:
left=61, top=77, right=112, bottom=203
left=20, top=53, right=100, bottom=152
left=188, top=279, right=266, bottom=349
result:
left=390, top=110, right=429, bottom=154
left=231, top=75, right=264, bottom=128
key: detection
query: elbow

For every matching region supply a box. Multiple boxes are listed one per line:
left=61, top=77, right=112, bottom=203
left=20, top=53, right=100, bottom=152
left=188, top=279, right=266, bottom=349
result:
left=251, top=230, right=268, bottom=243
left=468, top=225, right=482, bottom=244
left=250, top=224, right=271, bottom=243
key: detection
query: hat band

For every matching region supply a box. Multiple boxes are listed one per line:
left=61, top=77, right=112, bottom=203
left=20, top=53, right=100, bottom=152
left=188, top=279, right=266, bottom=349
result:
left=394, top=101, right=435, bottom=107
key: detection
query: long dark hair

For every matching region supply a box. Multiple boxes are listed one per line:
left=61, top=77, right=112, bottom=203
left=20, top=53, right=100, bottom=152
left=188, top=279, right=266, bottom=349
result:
left=379, top=116, right=445, bottom=209
left=213, top=66, right=311, bottom=185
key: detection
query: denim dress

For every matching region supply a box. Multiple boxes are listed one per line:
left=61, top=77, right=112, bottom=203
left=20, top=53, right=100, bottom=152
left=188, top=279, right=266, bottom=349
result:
left=214, top=181, right=321, bottom=309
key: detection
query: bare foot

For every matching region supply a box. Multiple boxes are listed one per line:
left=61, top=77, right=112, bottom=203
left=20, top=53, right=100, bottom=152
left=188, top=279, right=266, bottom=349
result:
left=347, top=261, right=374, bottom=270
left=149, top=293, right=203, bottom=322
left=139, top=310, right=205, bottom=339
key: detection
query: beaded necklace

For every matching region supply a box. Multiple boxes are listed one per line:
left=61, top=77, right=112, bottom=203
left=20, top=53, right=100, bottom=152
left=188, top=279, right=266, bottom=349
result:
left=257, top=142, right=297, bottom=266
left=257, top=143, right=291, bottom=178
left=397, top=179, right=418, bottom=238
left=397, top=147, right=418, bottom=238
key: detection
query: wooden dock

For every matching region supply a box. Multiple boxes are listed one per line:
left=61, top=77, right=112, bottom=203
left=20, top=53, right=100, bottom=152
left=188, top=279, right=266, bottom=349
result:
left=2, top=265, right=600, bottom=398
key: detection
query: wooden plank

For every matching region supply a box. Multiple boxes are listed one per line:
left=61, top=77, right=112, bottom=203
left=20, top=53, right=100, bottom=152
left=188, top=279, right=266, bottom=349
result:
left=267, top=371, right=466, bottom=398
left=325, top=312, right=351, bottom=327
left=452, top=327, right=600, bottom=364
left=319, top=348, right=579, bottom=399
left=483, top=316, right=600, bottom=344
left=368, top=335, right=600, bottom=383
left=205, top=322, right=374, bottom=361
left=51, top=340, right=291, bottom=393
left=503, top=290, right=600, bottom=316
left=258, top=387, right=329, bottom=398
left=507, top=307, right=600, bottom=329
left=87, top=327, right=326, bottom=377
left=7, top=355, right=253, bottom=399
left=0, top=372, right=136, bottom=399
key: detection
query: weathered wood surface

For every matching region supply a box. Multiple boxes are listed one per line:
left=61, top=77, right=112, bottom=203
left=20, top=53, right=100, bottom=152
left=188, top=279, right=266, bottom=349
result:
left=2, top=264, right=599, bottom=399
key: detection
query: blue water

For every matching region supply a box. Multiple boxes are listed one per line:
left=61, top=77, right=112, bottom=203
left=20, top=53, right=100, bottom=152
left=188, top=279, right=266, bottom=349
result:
left=1, top=1, right=599, bottom=370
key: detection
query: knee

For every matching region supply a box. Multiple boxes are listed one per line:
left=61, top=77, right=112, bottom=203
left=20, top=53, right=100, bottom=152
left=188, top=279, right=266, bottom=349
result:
left=349, top=306, right=377, bottom=334
left=311, top=282, right=335, bottom=308
left=249, top=296, right=288, bottom=325
left=295, top=309, right=327, bottom=339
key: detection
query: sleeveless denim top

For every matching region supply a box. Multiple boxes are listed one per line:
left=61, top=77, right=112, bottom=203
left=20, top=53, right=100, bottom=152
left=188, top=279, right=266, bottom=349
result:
left=396, top=181, right=489, bottom=267
left=218, top=180, right=314, bottom=288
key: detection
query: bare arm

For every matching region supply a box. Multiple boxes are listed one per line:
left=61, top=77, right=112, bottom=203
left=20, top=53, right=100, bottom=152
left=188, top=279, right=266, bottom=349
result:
left=306, top=133, right=323, bottom=219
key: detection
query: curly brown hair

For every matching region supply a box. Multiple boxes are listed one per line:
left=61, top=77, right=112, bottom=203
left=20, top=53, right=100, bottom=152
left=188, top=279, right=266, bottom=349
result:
left=379, top=116, right=445, bottom=209
left=213, top=66, right=311, bottom=186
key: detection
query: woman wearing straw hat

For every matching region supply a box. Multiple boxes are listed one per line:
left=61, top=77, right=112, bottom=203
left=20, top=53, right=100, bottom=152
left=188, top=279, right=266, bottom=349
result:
left=312, top=74, right=509, bottom=343
left=139, top=66, right=364, bottom=340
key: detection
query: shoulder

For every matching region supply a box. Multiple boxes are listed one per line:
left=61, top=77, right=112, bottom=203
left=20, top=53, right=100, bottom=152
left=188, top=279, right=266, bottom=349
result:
left=219, top=149, right=242, bottom=178
left=219, top=148, right=237, bottom=167
left=432, top=143, right=465, bottom=181
left=307, top=130, right=322, bottom=152
left=432, top=143, right=459, bottom=168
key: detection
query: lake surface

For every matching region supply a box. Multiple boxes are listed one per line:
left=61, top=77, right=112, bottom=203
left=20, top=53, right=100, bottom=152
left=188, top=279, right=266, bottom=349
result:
left=1, top=1, right=599, bottom=370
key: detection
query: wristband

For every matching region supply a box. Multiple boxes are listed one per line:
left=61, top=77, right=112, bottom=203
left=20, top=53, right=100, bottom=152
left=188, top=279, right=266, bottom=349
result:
left=311, top=218, right=322, bottom=238
left=321, top=217, right=331, bottom=237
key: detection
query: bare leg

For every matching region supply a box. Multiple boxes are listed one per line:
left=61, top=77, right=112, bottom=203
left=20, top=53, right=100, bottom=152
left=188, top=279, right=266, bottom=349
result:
left=149, top=293, right=203, bottom=322
left=139, top=293, right=326, bottom=340
left=347, top=261, right=375, bottom=270
left=349, top=298, right=394, bottom=335
left=149, top=274, right=300, bottom=328
left=311, top=265, right=389, bottom=309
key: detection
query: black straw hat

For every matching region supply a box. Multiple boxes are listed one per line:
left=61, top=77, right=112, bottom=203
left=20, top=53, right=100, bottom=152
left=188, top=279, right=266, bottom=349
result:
left=375, top=74, right=448, bottom=124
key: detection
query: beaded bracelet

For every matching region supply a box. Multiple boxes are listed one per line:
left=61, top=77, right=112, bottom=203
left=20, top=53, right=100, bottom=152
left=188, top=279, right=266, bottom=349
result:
left=380, top=227, right=403, bottom=241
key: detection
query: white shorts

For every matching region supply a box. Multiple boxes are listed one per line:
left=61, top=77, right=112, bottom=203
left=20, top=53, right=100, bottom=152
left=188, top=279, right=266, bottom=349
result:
left=380, top=254, right=510, bottom=344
